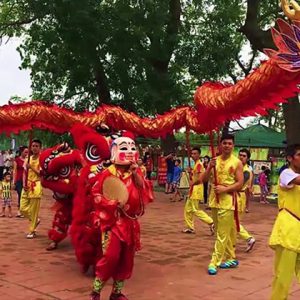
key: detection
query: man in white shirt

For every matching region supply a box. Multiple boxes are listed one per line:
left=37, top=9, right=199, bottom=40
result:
left=4, top=150, right=14, bottom=172
left=269, top=144, right=300, bottom=299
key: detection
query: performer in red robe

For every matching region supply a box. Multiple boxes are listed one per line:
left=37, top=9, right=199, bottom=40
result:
left=90, top=135, right=153, bottom=300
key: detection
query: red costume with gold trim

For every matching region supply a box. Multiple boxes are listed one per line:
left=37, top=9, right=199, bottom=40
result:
left=90, top=136, right=153, bottom=300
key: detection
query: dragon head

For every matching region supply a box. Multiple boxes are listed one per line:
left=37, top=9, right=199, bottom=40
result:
left=40, top=142, right=82, bottom=200
left=264, top=1, right=300, bottom=71
left=281, top=0, right=300, bottom=21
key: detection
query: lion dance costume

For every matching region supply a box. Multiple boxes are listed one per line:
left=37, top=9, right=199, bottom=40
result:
left=40, top=142, right=82, bottom=250
left=69, top=123, right=112, bottom=273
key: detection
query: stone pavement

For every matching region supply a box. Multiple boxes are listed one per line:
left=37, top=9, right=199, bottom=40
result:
left=0, top=190, right=299, bottom=300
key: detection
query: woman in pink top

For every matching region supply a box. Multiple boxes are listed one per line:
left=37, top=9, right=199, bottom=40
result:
left=13, top=146, right=28, bottom=217
left=258, top=166, right=269, bottom=204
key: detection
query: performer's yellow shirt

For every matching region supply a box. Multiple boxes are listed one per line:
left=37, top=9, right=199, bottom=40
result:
left=237, top=164, right=251, bottom=213
left=269, top=168, right=300, bottom=253
left=209, top=154, right=240, bottom=210
left=190, top=160, right=204, bottom=200
left=28, top=156, right=41, bottom=182
left=26, top=156, right=42, bottom=198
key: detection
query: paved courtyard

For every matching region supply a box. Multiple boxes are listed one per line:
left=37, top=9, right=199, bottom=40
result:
left=0, top=190, right=299, bottom=300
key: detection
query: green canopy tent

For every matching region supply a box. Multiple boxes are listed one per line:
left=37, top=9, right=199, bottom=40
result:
left=234, top=124, right=285, bottom=148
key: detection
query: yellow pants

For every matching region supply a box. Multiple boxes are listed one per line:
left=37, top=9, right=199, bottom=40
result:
left=184, top=197, right=213, bottom=230
left=239, top=224, right=252, bottom=240
left=20, top=192, right=41, bottom=233
left=271, top=246, right=300, bottom=300
left=210, top=208, right=236, bottom=267
left=238, top=212, right=252, bottom=241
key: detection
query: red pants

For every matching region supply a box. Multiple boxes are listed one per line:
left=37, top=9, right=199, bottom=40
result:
left=48, top=202, right=72, bottom=243
left=95, top=231, right=135, bottom=282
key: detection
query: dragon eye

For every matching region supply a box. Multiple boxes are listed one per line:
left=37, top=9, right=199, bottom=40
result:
left=86, top=143, right=101, bottom=163
left=59, top=166, right=71, bottom=178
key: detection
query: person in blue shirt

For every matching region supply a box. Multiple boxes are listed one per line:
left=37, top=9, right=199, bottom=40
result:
left=170, top=159, right=183, bottom=202
left=165, top=152, right=175, bottom=193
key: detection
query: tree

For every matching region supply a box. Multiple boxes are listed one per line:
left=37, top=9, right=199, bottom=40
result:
left=1, top=1, right=295, bottom=144
left=250, top=105, right=285, bottom=132
left=240, top=0, right=300, bottom=144
left=0, top=1, right=245, bottom=113
left=0, top=0, right=246, bottom=153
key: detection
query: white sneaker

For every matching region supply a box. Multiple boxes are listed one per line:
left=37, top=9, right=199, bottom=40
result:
left=26, top=232, right=36, bottom=239
left=182, top=228, right=195, bottom=234
left=246, top=237, right=256, bottom=252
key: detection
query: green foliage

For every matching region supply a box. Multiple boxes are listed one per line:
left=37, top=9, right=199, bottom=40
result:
left=177, top=0, right=245, bottom=83
left=0, top=0, right=250, bottom=115
left=0, top=129, right=73, bottom=151
left=250, top=105, right=285, bottom=132
left=0, top=0, right=286, bottom=131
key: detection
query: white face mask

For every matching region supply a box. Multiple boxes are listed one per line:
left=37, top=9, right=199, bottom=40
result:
left=111, top=137, right=139, bottom=165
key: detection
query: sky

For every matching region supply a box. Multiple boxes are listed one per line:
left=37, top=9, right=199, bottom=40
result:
left=0, top=38, right=32, bottom=105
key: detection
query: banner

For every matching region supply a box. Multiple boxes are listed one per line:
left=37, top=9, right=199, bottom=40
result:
left=247, top=148, right=269, bottom=161
left=157, top=156, right=167, bottom=185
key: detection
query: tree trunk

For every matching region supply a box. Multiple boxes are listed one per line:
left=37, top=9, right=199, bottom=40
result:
left=282, top=97, right=300, bottom=145
left=222, top=121, right=231, bottom=135
left=147, top=0, right=181, bottom=152
left=94, top=64, right=111, bottom=105
left=161, top=133, right=177, bottom=154
left=241, top=0, right=300, bottom=145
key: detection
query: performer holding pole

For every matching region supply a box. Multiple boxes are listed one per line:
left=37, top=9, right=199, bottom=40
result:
left=202, top=134, right=243, bottom=275
left=20, top=138, right=43, bottom=239
left=238, top=149, right=256, bottom=252
left=182, top=147, right=214, bottom=235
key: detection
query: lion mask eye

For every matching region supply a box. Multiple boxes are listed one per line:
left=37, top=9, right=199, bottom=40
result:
left=85, top=143, right=101, bottom=163
left=59, top=166, right=71, bottom=178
